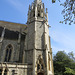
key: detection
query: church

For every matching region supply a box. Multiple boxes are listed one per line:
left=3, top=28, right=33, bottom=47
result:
left=0, top=0, right=54, bottom=75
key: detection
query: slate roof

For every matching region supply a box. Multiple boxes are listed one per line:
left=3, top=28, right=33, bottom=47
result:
left=0, top=21, right=27, bottom=33
left=0, top=21, right=26, bottom=40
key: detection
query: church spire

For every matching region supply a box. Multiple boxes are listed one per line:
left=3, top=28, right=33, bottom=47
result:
left=27, top=0, right=48, bottom=23
left=34, top=0, right=42, bottom=4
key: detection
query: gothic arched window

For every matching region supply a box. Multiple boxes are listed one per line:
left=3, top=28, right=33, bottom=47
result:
left=33, top=11, right=35, bottom=17
left=48, top=54, right=50, bottom=71
left=37, top=55, right=44, bottom=71
left=37, top=64, right=40, bottom=70
left=4, top=69, right=8, bottom=75
left=4, top=44, right=13, bottom=62
left=41, top=64, right=43, bottom=69
left=0, top=69, right=2, bottom=75
left=38, top=11, right=40, bottom=17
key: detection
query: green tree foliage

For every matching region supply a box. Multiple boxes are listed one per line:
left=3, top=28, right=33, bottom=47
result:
left=68, top=51, right=75, bottom=61
left=53, top=51, right=75, bottom=75
left=52, top=0, right=75, bottom=25
left=64, top=67, right=75, bottom=75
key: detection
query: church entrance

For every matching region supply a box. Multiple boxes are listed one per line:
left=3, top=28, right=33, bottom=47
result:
left=37, top=72, right=44, bottom=75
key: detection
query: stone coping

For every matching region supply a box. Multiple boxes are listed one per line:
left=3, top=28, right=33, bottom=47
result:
left=0, top=62, right=32, bottom=65
left=0, top=62, right=32, bottom=69
left=0, top=20, right=27, bottom=26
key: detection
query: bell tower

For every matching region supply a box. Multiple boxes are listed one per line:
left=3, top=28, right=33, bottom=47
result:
left=26, top=0, right=54, bottom=75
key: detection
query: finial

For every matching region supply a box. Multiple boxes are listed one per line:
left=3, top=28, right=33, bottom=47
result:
left=43, top=3, right=45, bottom=9
left=29, top=5, right=31, bottom=10
left=34, top=0, right=42, bottom=4
left=31, top=3, right=34, bottom=9
left=46, top=8, right=48, bottom=13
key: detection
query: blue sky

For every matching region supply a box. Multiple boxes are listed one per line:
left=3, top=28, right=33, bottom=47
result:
left=0, top=0, right=75, bottom=55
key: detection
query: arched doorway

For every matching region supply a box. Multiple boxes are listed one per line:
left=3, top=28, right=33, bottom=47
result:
left=38, top=72, right=44, bottom=75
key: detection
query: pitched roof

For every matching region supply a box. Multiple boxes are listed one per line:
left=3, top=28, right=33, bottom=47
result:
left=0, top=21, right=27, bottom=33
left=0, top=21, right=27, bottom=40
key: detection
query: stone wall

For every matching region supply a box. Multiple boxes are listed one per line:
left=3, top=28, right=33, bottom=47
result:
left=0, top=39, right=20, bottom=62
left=0, top=21, right=26, bottom=63
left=25, top=50, right=33, bottom=64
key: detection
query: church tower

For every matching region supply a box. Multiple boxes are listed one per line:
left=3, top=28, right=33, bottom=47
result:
left=26, top=0, right=54, bottom=75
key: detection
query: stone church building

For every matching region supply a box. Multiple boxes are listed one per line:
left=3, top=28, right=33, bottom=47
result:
left=0, top=0, right=54, bottom=75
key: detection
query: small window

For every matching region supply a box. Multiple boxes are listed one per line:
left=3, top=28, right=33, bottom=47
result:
left=41, top=64, right=43, bottom=69
left=38, top=11, right=40, bottom=17
left=37, top=64, right=40, bottom=70
left=38, top=13, right=40, bottom=17
left=0, top=69, right=2, bottom=75
left=33, top=11, right=35, bottom=17
left=48, top=54, right=50, bottom=70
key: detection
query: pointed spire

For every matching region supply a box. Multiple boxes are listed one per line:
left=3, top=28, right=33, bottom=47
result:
left=35, top=3, right=37, bottom=20
left=46, top=8, right=48, bottom=22
left=29, top=5, right=31, bottom=10
left=34, top=0, right=42, bottom=4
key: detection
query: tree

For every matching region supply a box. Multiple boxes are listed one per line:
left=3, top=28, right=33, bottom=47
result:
left=52, top=0, right=75, bottom=25
left=53, top=51, right=75, bottom=75
left=64, top=67, right=75, bottom=75
left=68, top=51, right=75, bottom=61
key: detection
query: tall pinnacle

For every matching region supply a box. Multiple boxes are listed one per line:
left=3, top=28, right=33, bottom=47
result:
left=34, top=0, right=42, bottom=4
